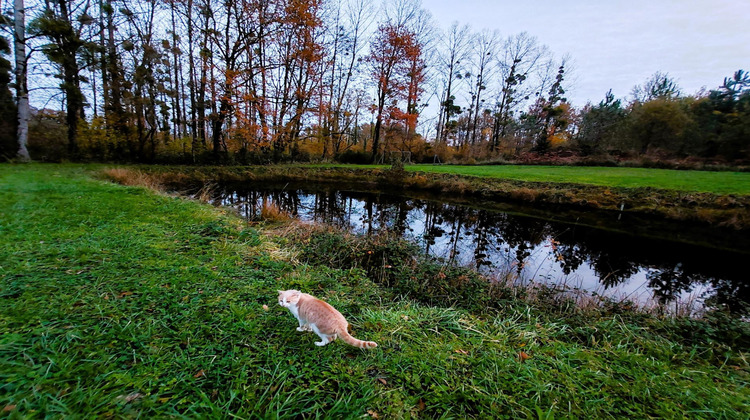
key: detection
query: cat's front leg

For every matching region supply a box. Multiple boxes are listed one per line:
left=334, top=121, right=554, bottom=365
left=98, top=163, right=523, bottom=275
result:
left=296, top=320, right=312, bottom=332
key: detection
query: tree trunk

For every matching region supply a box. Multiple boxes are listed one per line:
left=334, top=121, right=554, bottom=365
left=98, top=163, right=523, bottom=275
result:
left=170, top=2, right=183, bottom=139
left=105, top=2, right=127, bottom=146
left=98, top=0, right=110, bottom=119
left=371, top=90, right=386, bottom=163
left=55, top=0, right=83, bottom=156
left=196, top=4, right=210, bottom=151
left=14, top=0, right=30, bottom=161
left=211, top=97, right=230, bottom=158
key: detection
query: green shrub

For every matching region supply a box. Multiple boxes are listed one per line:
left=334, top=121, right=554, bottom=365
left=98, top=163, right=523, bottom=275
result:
left=293, top=225, right=498, bottom=312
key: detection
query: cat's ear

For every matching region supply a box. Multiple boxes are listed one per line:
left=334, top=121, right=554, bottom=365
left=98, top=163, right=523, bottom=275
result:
left=277, top=290, right=284, bottom=294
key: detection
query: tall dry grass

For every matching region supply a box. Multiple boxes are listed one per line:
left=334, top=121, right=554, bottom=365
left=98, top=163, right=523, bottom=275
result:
left=100, top=168, right=165, bottom=192
left=260, top=199, right=292, bottom=222
left=195, top=182, right=217, bottom=203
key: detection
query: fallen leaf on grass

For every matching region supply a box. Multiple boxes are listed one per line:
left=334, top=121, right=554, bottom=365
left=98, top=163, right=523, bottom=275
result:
left=3, top=405, right=16, bottom=412
left=262, top=304, right=269, bottom=311
left=117, top=392, right=143, bottom=403
left=367, top=409, right=379, bottom=418
left=454, top=349, right=469, bottom=355
left=376, top=378, right=387, bottom=385
left=518, top=351, right=531, bottom=362
left=194, top=369, right=206, bottom=378
left=118, top=291, right=133, bottom=298
left=418, top=399, right=426, bottom=411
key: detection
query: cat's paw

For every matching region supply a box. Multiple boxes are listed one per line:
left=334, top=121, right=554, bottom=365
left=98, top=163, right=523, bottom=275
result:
left=314, top=341, right=326, bottom=346
left=297, top=326, right=311, bottom=332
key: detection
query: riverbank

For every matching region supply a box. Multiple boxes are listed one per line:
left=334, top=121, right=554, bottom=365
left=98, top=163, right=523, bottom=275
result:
left=111, top=164, right=750, bottom=230
left=1, top=164, right=749, bottom=417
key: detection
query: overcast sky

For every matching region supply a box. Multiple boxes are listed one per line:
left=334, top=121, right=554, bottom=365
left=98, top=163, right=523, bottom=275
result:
left=421, top=0, right=749, bottom=107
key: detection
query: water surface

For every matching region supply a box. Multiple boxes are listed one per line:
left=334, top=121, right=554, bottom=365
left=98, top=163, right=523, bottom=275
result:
left=202, top=183, right=750, bottom=313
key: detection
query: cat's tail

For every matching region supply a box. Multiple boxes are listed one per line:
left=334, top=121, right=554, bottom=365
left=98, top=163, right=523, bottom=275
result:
left=339, top=330, right=377, bottom=349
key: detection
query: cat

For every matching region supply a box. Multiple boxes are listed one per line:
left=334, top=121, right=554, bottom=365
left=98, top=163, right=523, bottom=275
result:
left=277, top=290, right=377, bottom=349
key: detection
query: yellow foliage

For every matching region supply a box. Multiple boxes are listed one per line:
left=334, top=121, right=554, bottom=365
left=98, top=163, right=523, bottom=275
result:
left=549, top=132, right=569, bottom=146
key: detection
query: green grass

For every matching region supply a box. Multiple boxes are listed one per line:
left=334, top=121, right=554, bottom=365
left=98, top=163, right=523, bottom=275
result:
left=2, top=163, right=749, bottom=418
left=304, top=164, right=750, bottom=195
left=407, top=165, right=750, bottom=195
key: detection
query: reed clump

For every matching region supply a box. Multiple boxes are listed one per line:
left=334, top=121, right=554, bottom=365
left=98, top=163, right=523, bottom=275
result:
left=260, top=199, right=292, bottom=223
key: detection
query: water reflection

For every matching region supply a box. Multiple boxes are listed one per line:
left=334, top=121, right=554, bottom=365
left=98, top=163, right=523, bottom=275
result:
left=205, top=185, right=749, bottom=313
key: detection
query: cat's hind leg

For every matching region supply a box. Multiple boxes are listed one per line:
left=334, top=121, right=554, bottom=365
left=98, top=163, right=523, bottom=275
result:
left=310, top=324, right=332, bottom=346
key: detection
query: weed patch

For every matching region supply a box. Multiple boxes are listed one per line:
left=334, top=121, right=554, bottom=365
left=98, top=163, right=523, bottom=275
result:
left=286, top=223, right=496, bottom=311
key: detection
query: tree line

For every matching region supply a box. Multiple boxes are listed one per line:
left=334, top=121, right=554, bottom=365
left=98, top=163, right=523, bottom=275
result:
left=1, top=0, right=748, bottom=165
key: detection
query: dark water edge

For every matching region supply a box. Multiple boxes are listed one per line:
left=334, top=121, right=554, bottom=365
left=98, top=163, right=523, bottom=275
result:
left=195, top=181, right=750, bottom=314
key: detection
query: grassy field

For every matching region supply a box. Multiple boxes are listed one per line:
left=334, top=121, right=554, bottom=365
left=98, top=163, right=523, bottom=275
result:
left=2, top=164, right=749, bottom=418
left=304, top=164, right=750, bottom=195
left=405, top=165, right=750, bottom=195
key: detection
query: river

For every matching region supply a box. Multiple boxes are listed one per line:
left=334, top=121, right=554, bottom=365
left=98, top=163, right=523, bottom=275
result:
left=199, top=182, right=750, bottom=314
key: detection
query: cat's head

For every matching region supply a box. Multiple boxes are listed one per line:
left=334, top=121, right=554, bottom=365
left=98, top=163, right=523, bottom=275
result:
left=278, top=289, right=301, bottom=307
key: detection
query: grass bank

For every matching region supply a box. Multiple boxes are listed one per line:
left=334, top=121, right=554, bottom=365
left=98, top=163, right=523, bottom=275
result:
left=187, top=163, right=750, bottom=195
left=404, top=164, right=750, bottom=196
left=119, top=164, right=750, bottom=230
left=2, top=164, right=749, bottom=418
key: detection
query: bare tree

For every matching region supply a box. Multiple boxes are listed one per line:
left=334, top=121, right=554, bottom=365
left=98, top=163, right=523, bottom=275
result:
left=631, top=71, right=681, bottom=103
left=14, top=0, right=30, bottom=161
left=467, top=29, right=499, bottom=146
left=490, top=32, right=549, bottom=151
left=319, top=0, right=374, bottom=157
left=435, top=22, right=470, bottom=146
left=29, top=0, right=93, bottom=155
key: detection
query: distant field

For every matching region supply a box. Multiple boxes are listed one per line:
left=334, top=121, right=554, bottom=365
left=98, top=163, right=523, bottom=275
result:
left=398, top=165, right=750, bottom=195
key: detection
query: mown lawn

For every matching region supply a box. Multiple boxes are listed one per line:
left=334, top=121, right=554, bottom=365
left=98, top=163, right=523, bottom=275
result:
left=406, top=165, right=750, bottom=195
left=307, top=164, right=750, bottom=195
left=1, top=163, right=749, bottom=418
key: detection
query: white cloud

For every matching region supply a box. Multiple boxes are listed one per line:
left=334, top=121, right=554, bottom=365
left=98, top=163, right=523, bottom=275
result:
left=422, top=0, right=750, bottom=105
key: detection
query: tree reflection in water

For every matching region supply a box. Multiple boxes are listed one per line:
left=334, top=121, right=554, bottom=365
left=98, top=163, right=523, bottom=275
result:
left=207, top=185, right=749, bottom=313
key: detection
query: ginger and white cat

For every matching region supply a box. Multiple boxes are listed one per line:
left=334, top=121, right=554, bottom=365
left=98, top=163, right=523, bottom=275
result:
left=277, top=290, right=377, bottom=349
